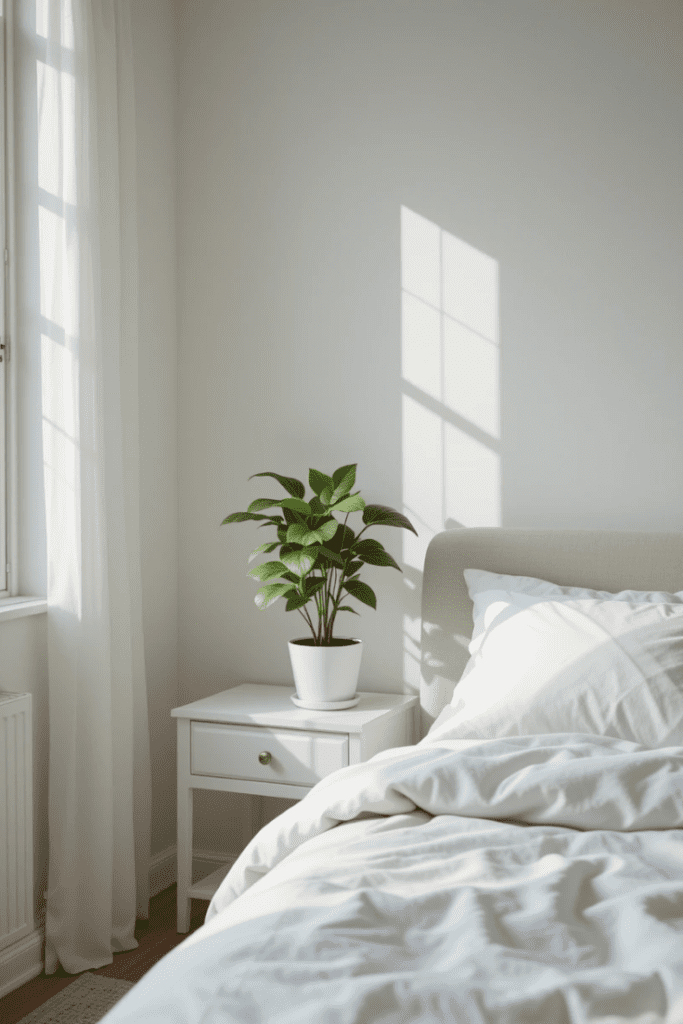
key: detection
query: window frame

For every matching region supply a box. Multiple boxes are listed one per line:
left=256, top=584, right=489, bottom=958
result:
left=1, top=0, right=17, bottom=599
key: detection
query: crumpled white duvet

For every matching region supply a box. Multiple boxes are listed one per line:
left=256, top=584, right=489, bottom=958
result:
left=102, top=733, right=683, bottom=1024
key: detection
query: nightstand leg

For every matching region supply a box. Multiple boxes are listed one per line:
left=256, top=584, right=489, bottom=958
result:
left=177, top=785, right=192, bottom=931
left=177, top=720, right=193, bottom=932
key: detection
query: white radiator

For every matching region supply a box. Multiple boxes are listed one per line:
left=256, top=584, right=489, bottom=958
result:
left=0, top=692, right=33, bottom=950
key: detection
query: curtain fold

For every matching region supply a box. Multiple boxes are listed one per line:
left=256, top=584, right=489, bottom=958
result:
left=28, top=0, right=151, bottom=973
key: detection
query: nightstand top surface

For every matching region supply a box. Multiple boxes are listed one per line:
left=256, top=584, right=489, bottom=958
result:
left=172, top=683, right=417, bottom=733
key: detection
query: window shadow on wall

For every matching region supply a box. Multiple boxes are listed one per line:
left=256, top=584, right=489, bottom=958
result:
left=400, top=207, right=500, bottom=689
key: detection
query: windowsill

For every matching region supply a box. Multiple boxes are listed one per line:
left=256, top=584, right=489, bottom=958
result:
left=0, top=596, right=48, bottom=621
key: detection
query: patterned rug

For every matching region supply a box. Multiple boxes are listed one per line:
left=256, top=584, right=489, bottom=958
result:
left=16, top=974, right=134, bottom=1024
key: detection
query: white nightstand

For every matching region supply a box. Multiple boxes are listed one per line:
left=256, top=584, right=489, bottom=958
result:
left=172, top=683, right=418, bottom=932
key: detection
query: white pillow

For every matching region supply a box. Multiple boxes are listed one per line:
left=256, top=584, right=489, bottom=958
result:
left=429, top=569, right=683, bottom=747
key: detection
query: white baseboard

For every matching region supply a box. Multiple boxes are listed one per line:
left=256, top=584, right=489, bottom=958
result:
left=150, top=844, right=235, bottom=898
left=0, top=926, right=44, bottom=999
left=1, top=848, right=236, bottom=1000
left=149, top=845, right=177, bottom=898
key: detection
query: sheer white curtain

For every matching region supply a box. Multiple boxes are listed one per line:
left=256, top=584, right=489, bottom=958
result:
left=24, top=0, right=151, bottom=972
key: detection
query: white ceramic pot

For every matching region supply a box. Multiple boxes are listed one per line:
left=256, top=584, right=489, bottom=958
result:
left=288, top=638, right=363, bottom=704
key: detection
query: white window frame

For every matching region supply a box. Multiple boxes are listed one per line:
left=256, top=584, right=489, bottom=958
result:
left=0, top=0, right=16, bottom=599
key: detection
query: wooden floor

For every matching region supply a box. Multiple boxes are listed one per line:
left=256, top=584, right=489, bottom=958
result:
left=0, top=888, right=209, bottom=1024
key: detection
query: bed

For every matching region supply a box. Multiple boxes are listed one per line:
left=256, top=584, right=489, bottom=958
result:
left=103, top=527, right=683, bottom=1024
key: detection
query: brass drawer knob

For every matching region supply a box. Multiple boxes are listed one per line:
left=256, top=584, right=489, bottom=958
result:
left=258, top=751, right=272, bottom=766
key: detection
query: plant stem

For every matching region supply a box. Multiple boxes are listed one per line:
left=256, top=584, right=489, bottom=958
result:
left=313, top=574, right=323, bottom=644
left=327, top=512, right=357, bottom=640
left=305, top=513, right=374, bottom=644
left=324, top=565, right=336, bottom=643
left=298, top=603, right=316, bottom=641
left=321, top=566, right=330, bottom=643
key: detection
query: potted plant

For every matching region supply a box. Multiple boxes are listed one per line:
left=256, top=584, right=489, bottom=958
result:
left=222, top=464, right=417, bottom=708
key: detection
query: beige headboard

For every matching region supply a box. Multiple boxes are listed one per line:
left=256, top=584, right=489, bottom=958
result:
left=418, top=528, right=683, bottom=737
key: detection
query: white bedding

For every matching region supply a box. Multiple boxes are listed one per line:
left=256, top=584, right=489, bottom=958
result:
left=434, top=569, right=683, bottom=747
left=102, top=731, right=683, bottom=1024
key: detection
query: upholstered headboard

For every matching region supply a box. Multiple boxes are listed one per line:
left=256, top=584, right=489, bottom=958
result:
left=418, top=528, right=683, bottom=737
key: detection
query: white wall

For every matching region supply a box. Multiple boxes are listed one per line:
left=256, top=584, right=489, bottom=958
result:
left=176, top=0, right=683, bottom=691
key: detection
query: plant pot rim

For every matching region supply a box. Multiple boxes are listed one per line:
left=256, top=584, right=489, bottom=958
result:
left=289, top=637, right=362, bottom=647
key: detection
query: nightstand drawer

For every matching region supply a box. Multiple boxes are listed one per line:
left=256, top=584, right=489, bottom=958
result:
left=190, top=722, right=348, bottom=785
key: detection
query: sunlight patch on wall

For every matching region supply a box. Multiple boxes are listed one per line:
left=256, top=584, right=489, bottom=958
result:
left=401, top=207, right=500, bottom=685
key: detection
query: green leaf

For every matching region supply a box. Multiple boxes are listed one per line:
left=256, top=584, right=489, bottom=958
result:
left=308, top=495, right=326, bottom=517
left=325, top=524, right=356, bottom=553
left=343, top=578, right=377, bottom=609
left=285, top=591, right=310, bottom=612
left=281, top=505, right=305, bottom=527
left=309, top=469, right=333, bottom=496
left=256, top=517, right=283, bottom=528
left=248, top=542, right=279, bottom=562
left=223, top=509, right=278, bottom=524
left=249, top=472, right=305, bottom=499
left=247, top=498, right=283, bottom=513
left=344, top=560, right=363, bottom=576
left=316, top=518, right=338, bottom=542
left=336, top=605, right=359, bottom=615
left=330, top=493, right=365, bottom=514
left=287, top=519, right=338, bottom=546
left=286, top=523, right=317, bottom=546
left=363, top=549, right=401, bottom=570
left=317, top=546, right=344, bottom=567
left=319, top=485, right=333, bottom=506
left=353, top=537, right=383, bottom=552
left=332, top=464, right=357, bottom=489
left=354, top=538, right=401, bottom=570
left=247, top=560, right=289, bottom=582
left=362, top=504, right=417, bottom=535
left=277, top=525, right=288, bottom=543
left=280, top=497, right=312, bottom=515
left=280, top=547, right=318, bottom=576
left=330, top=467, right=357, bottom=504
left=304, top=577, right=326, bottom=598
left=255, top=583, right=296, bottom=609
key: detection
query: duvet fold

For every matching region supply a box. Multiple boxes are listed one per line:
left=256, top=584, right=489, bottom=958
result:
left=208, top=732, right=683, bottom=916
